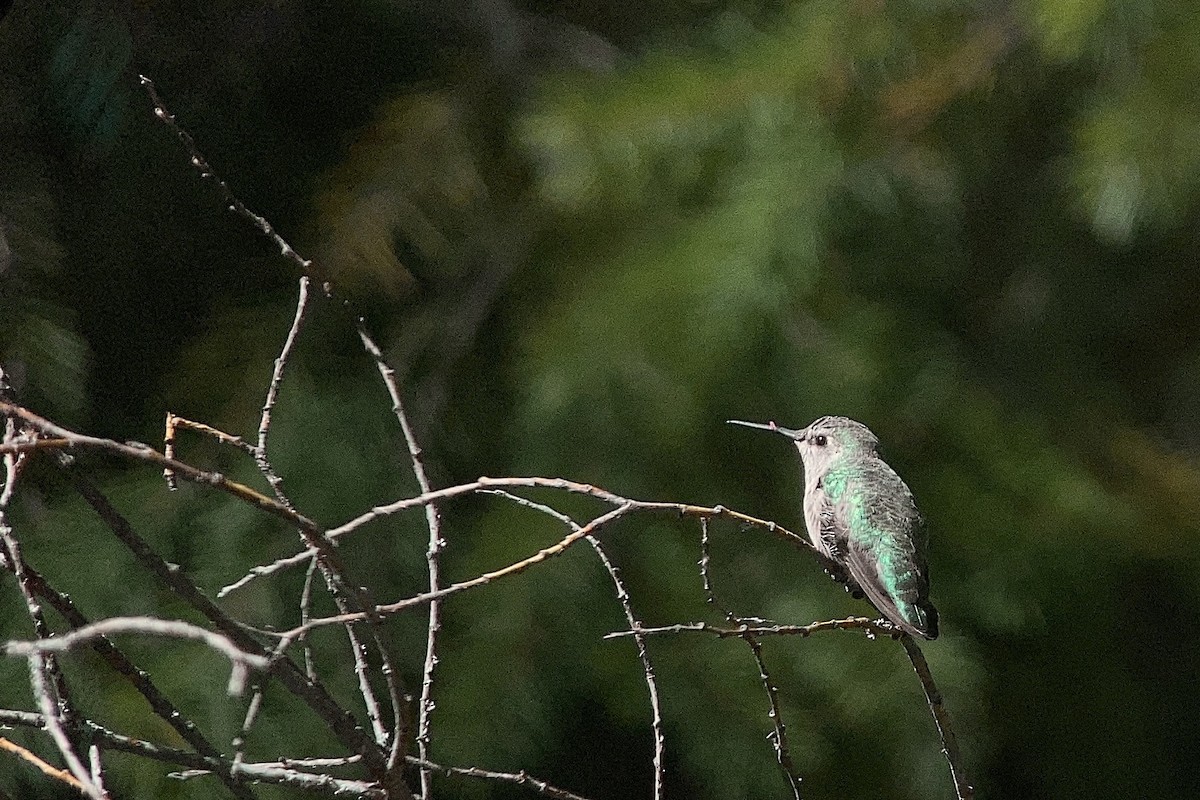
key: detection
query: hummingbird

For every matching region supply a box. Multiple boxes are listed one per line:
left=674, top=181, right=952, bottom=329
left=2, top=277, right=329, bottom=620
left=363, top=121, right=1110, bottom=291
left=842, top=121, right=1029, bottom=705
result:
left=728, top=415, right=939, bottom=640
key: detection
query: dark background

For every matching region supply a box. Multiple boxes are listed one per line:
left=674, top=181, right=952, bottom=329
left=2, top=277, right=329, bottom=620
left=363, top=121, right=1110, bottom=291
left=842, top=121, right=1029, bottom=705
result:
left=2, top=1, right=1200, bottom=798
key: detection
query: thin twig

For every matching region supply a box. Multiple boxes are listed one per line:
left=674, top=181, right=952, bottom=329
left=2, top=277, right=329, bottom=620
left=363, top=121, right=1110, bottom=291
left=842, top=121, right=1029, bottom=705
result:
left=1, top=403, right=411, bottom=793
left=249, top=281, right=401, bottom=765
left=232, top=687, right=265, bottom=772
left=221, top=476, right=825, bottom=595
left=356, top=320, right=444, bottom=781
left=1, top=421, right=104, bottom=799
left=603, top=617, right=894, bottom=640
left=177, top=754, right=598, bottom=800
left=0, top=402, right=317, bottom=531
left=0, top=736, right=88, bottom=793
left=147, top=78, right=411, bottom=775
left=0, top=710, right=382, bottom=798
left=138, top=75, right=313, bottom=273
left=58, top=464, right=395, bottom=789
left=20, top=563, right=258, bottom=799
left=87, top=744, right=106, bottom=795
left=255, top=275, right=312, bottom=496
left=481, top=488, right=666, bottom=800
left=11, top=601, right=96, bottom=791
left=0, top=68, right=975, bottom=800
left=142, top=75, right=413, bottom=783
left=900, top=636, right=974, bottom=800
left=300, top=556, right=320, bottom=680
left=162, top=413, right=257, bottom=493
left=4, top=617, right=269, bottom=695
left=234, top=636, right=292, bottom=772
left=278, top=502, right=635, bottom=638
left=405, top=756, right=597, bottom=800
left=142, top=74, right=417, bottom=789
left=143, top=73, right=413, bottom=789
left=162, top=413, right=178, bottom=489
left=0, top=436, right=71, bottom=454
left=166, top=414, right=258, bottom=457
left=3, top=705, right=594, bottom=800
left=700, top=518, right=802, bottom=800
left=11, top=391, right=969, bottom=799
left=232, top=755, right=363, bottom=771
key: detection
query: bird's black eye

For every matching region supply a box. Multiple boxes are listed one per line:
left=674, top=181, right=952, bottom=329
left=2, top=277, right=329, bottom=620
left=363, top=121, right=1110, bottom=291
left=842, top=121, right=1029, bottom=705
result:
left=813, top=434, right=827, bottom=447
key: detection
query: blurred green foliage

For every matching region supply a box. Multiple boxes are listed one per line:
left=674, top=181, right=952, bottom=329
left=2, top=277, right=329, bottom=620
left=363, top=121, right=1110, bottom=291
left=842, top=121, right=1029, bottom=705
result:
left=3, top=0, right=1200, bottom=798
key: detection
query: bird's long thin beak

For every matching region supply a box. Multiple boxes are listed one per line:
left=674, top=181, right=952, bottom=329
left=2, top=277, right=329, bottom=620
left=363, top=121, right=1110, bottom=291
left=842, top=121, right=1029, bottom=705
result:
left=726, top=419, right=805, bottom=440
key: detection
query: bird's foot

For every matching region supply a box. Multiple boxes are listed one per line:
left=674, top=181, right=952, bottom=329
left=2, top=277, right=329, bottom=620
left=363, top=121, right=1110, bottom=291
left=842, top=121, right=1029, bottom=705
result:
left=874, top=618, right=904, bottom=639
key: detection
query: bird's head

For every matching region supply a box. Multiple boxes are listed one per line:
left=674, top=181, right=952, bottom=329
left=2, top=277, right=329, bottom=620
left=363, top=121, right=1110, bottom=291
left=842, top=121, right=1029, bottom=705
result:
left=727, top=415, right=880, bottom=473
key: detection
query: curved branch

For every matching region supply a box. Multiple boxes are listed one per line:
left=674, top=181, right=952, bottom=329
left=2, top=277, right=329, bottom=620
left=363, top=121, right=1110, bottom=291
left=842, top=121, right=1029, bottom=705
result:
left=900, top=636, right=974, bottom=800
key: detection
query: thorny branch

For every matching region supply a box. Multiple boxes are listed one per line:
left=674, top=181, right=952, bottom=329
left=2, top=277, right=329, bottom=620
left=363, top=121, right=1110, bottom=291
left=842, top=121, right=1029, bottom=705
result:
left=1, top=401, right=973, bottom=797
left=0, top=707, right=600, bottom=800
left=18, top=557, right=258, bottom=799
left=59, top=464, right=397, bottom=785
left=481, top=488, right=666, bottom=800
left=2, top=416, right=104, bottom=799
left=144, top=73, right=412, bottom=790
left=356, top=320, right=443, bottom=781
left=901, top=636, right=975, bottom=800
left=218, top=477, right=840, bottom=596
left=0, top=708, right=383, bottom=799
left=404, top=756, right=598, bottom=800
left=138, top=75, right=313, bottom=272
left=265, top=281, right=409, bottom=774
left=700, top=519, right=803, bottom=800
left=602, top=617, right=896, bottom=641
left=3, top=617, right=270, bottom=695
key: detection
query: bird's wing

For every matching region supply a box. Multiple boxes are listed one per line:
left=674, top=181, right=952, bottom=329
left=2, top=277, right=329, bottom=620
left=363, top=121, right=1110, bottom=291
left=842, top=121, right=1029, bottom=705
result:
left=832, top=462, right=938, bottom=639
left=843, top=535, right=933, bottom=639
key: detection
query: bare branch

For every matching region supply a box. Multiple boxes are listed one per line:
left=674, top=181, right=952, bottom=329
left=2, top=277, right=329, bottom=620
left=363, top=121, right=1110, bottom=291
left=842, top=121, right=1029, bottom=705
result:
left=248, top=284, right=401, bottom=764
left=0, top=401, right=410, bottom=792
left=356, top=319, right=439, bottom=777
left=900, top=636, right=974, bottom=800
left=0, top=401, right=317, bottom=532
left=172, top=765, right=382, bottom=797
left=10, top=394, right=970, bottom=799
left=405, top=756, right=598, bottom=800
left=0, top=67, right=984, bottom=800
left=0, top=436, right=72, bottom=454
left=164, top=413, right=258, bottom=490
left=58, top=465, right=396, bottom=789
left=2, top=420, right=104, bottom=799
left=280, top=502, right=636, bottom=637
left=140, top=76, right=413, bottom=781
left=277, top=289, right=404, bottom=764
left=699, top=518, right=802, bottom=800
left=481, top=488, right=665, bottom=800
left=256, top=275, right=312, bottom=494
left=0, top=709, right=382, bottom=798
left=21, top=561, right=258, bottom=800
left=232, top=683, right=266, bottom=772
left=222, top=476, right=819, bottom=595
left=4, top=617, right=269, bottom=695
left=603, top=617, right=895, bottom=640
left=0, top=736, right=89, bottom=794
left=138, top=75, right=313, bottom=273
left=3, top=706, right=598, bottom=800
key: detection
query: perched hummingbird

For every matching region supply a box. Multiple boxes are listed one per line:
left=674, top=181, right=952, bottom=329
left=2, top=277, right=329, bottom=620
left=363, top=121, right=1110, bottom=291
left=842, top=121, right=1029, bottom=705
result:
left=728, top=416, right=939, bottom=640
